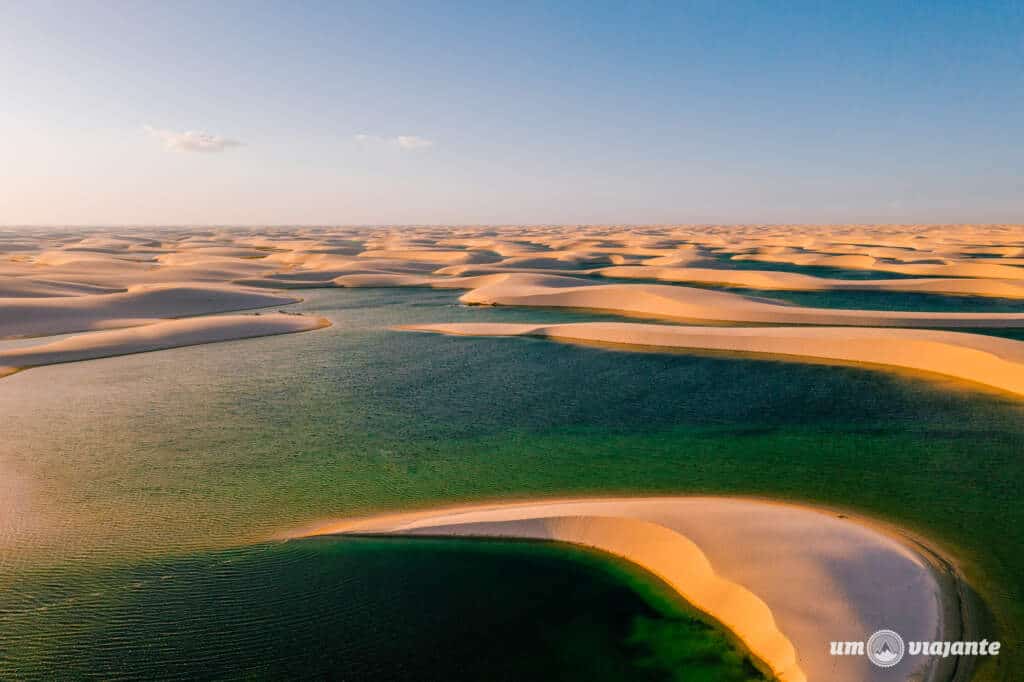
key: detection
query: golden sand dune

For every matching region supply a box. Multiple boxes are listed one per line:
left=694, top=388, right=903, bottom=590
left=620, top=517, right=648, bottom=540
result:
left=1, top=257, right=276, bottom=290
left=402, top=321, right=1024, bottom=397
left=9, top=224, right=1022, bottom=296
left=303, top=496, right=956, bottom=682
left=175, top=246, right=273, bottom=259
left=333, top=272, right=505, bottom=289
left=0, top=283, right=299, bottom=338
left=0, top=313, right=328, bottom=378
left=0, top=275, right=123, bottom=298
left=357, top=248, right=499, bottom=265
left=733, top=252, right=1024, bottom=280
left=455, top=273, right=1024, bottom=328
left=3, top=224, right=1022, bottom=387
left=590, top=266, right=1024, bottom=298
left=414, top=262, right=1024, bottom=300
left=25, top=251, right=158, bottom=273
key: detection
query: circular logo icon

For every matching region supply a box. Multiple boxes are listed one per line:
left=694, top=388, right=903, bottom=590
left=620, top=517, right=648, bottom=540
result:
left=866, top=629, right=905, bottom=668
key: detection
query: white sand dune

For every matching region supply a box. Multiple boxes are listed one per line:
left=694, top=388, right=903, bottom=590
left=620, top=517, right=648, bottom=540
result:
left=0, top=313, right=329, bottom=378
left=397, top=262, right=1024, bottom=301
left=590, top=266, right=1024, bottom=299
left=401, top=321, right=1024, bottom=397
left=734, top=252, right=1024, bottom=280
left=0, top=283, right=300, bottom=338
left=302, top=496, right=958, bottom=682
left=4, top=224, right=1022, bottom=391
left=357, top=248, right=499, bottom=265
left=333, top=272, right=507, bottom=289
left=12, top=224, right=1020, bottom=299
left=0, top=275, right=123, bottom=298
left=456, top=273, right=1024, bottom=328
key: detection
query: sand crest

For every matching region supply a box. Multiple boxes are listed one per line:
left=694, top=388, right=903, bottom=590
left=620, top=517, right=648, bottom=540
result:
left=401, top=321, right=1024, bottom=397
left=589, top=266, right=1024, bottom=299
left=456, top=273, right=1024, bottom=328
left=0, top=283, right=300, bottom=338
left=302, top=496, right=956, bottom=682
left=0, top=312, right=329, bottom=378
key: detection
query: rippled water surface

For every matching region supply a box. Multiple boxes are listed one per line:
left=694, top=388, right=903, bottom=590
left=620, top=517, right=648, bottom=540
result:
left=3, top=287, right=1023, bottom=679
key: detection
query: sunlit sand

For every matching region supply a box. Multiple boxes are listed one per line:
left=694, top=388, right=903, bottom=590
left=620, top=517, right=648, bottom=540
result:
left=0, top=313, right=329, bottom=378
left=400, top=321, right=1024, bottom=397
left=301, top=496, right=960, bottom=682
left=3, top=223, right=1019, bottom=681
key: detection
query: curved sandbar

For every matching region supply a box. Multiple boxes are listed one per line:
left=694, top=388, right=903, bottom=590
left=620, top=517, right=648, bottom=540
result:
left=301, top=496, right=959, bottom=682
left=0, top=313, right=330, bottom=379
left=458, top=273, right=1024, bottom=328
left=424, top=264, right=1024, bottom=300
left=0, top=283, right=301, bottom=338
left=732, top=252, right=1024, bottom=280
left=401, top=321, right=1024, bottom=398
left=589, top=266, right=1024, bottom=299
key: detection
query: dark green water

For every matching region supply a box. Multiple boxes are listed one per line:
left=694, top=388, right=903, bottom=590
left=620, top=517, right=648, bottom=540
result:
left=3, top=287, right=1023, bottom=680
left=2, top=536, right=762, bottom=681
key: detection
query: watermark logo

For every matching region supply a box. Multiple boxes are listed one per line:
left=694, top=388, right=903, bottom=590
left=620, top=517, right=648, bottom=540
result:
left=866, top=629, right=904, bottom=668
left=831, top=629, right=1002, bottom=668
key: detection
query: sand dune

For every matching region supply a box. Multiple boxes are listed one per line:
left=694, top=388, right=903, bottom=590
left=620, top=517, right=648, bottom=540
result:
left=302, top=496, right=957, bottom=682
left=590, top=266, right=1024, bottom=298
left=733, top=252, right=1024, bottom=280
left=9, top=224, right=1021, bottom=297
left=457, top=273, right=1024, bottom=328
left=399, top=262, right=1024, bottom=300
left=402, top=321, right=1024, bottom=397
left=357, top=248, right=499, bottom=265
left=0, top=283, right=299, bottom=338
left=5, top=224, right=1023, bottom=390
left=0, top=313, right=328, bottom=378
left=0, top=276, right=123, bottom=298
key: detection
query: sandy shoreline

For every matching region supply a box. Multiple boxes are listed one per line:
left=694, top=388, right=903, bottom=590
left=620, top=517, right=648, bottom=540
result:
left=3, top=224, right=1022, bottom=380
left=0, top=283, right=301, bottom=339
left=0, top=313, right=330, bottom=379
left=400, top=321, right=1024, bottom=398
left=1, top=226, right=1014, bottom=678
left=299, top=495, right=969, bottom=682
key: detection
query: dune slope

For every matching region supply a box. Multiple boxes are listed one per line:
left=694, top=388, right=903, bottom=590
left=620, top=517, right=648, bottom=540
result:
left=0, top=313, right=329, bottom=378
left=304, top=496, right=956, bottom=682
left=402, top=321, right=1024, bottom=397
left=458, top=273, right=1024, bottom=328
left=0, top=283, right=300, bottom=338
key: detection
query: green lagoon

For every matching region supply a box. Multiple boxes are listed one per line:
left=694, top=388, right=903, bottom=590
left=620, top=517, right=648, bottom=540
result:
left=2, top=287, right=1023, bottom=680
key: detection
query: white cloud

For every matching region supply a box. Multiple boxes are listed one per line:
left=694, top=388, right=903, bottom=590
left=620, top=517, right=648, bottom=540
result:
left=354, top=133, right=434, bottom=150
left=395, top=135, right=433, bottom=149
left=145, top=125, right=243, bottom=153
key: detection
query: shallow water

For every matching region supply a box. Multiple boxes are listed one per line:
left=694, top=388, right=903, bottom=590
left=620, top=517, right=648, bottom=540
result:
left=3, top=287, right=1024, bottom=679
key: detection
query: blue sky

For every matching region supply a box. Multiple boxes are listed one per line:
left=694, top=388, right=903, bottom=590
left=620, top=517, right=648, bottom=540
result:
left=1, top=1, right=1021, bottom=224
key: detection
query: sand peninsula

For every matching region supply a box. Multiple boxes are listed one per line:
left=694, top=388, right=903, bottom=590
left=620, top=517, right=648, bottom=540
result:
left=300, top=496, right=972, bottom=682
left=0, top=313, right=330, bottom=379
left=399, top=321, right=1024, bottom=398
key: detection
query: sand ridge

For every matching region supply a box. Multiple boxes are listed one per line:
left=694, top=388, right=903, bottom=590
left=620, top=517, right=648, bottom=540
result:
left=3, top=223, right=1022, bottom=386
left=0, top=313, right=330, bottom=379
left=301, top=495, right=957, bottom=682
left=453, top=273, right=1024, bottom=327
left=400, top=321, right=1024, bottom=397
left=0, top=283, right=301, bottom=338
